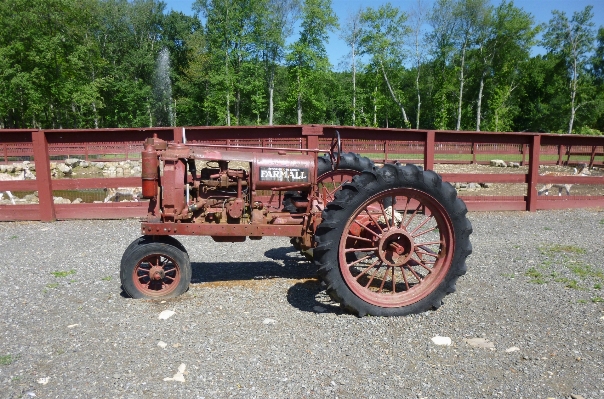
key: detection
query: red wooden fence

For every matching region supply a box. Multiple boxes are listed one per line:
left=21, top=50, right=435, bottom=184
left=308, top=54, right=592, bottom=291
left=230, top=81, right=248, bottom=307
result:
left=0, top=125, right=603, bottom=221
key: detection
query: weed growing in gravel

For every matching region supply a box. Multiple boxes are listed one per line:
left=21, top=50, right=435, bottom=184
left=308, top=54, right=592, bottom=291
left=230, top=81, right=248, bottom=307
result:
left=46, top=283, right=59, bottom=289
left=525, top=268, right=545, bottom=284
left=592, top=297, right=604, bottom=303
left=577, top=299, right=588, bottom=304
left=102, top=276, right=112, bottom=281
left=51, top=269, right=76, bottom=278
left=9, top=235, right=17, bottom=239
left=531, top=243, right=604, bottom=300
left=544, top=227, right=552, bottom=231
left=0, top=354, right=13, bottom=365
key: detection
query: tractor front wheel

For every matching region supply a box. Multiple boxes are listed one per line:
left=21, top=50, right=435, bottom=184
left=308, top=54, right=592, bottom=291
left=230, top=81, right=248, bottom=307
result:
left=120, top=236, right=191, bottom=299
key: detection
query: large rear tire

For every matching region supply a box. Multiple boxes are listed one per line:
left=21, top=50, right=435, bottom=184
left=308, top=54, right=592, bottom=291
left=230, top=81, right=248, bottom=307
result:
left=314, top=163, right=472, bottom=317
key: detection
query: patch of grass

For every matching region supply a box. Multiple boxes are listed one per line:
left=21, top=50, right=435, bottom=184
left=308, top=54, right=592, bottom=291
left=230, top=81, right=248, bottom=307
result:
left=595, top=283, right=602, bottom=290
left=501, top=273, right=516, bottom=279
left=546, top=244, right=586, bottom=254
left=600, top=219, right=604, bottom=225
left=553, top=277, right=581, bottom=290
left=577, top=299, right=588, bottom=304
left=102, top=276, right=112, bottom=281
left=0, top=354, right=13, bottom=365
left=51, top=269, right=76, bottom=278
left=568, top=262, right=604, bottom=280
left=46, top=283, right=59, bottom=289
left=9, top=235, right=17, bottom=239
left=591, top=297, right=604, bottom=303
left=544, top=227, right=552, bottom=231
left=525, top=267, right=546, bottom=284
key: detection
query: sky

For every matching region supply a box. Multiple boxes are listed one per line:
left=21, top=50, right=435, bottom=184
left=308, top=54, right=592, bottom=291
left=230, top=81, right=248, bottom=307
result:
left=162, top=0, right=604, bottom=68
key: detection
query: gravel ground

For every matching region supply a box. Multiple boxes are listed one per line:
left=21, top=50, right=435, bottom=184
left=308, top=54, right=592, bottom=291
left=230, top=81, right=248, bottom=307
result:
left=1, top=209, right=604, bottom=399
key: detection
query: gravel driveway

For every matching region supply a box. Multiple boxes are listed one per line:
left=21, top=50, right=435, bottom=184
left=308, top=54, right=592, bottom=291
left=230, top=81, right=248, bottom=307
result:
left=1, top=209, right=603, bottom=399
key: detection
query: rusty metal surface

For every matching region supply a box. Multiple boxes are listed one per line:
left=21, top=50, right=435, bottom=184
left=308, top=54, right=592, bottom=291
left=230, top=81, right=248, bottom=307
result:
left=140, top=222, right=304, bottom=237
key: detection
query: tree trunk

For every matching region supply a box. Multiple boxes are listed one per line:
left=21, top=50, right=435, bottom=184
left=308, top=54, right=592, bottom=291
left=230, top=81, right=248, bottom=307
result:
left=268, top=69, right=275, bottom=126
left=297, top=74, right=302, bottom=125
left=568, top=58, right=577, bottom=134
left=380, top=61, right=410, bottom=128
left=456, top=45, right=466, bottom=131
left=475, top=69, right=486, bottom=131
left=352, top=42, right=356, bottom=126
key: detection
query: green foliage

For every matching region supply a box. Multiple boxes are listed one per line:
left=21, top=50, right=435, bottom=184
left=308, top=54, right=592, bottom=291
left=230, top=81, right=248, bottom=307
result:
left=51, top=269, right=76, bottom=278
left=0, top=354, right=13, bottom=366
left=0, top=0, right=603, bottom=131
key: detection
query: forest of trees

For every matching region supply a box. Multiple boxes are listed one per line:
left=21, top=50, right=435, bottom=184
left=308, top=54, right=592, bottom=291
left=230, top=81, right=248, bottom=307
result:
left=1, top=0, right=603, bottom=134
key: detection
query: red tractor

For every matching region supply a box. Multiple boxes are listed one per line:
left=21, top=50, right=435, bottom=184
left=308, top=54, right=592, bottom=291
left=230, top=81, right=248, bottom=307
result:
left=120, top=132, right=472, bottom=316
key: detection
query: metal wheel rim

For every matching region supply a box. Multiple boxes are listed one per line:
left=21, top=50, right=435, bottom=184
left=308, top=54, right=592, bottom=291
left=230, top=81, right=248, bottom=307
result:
left=132, top=253, right=182, bottom=297
left=338, top=188, right=455, bottom=308
left=318, top=169, right=361, bottom=203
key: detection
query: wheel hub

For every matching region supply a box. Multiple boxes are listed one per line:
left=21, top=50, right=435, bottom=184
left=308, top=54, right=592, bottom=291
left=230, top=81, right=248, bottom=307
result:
left=148, top=265, right=165, bottom=280
left=378, top=229, right=414, bottom=267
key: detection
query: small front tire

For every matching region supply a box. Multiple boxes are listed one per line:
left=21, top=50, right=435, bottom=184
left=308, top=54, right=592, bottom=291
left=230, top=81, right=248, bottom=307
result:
left=120, top=236, right=191, bottom=299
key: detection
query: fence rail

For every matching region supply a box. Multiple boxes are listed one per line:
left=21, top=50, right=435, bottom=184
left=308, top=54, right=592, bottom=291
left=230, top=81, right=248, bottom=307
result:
left=0, top=126, right=603, bottom=221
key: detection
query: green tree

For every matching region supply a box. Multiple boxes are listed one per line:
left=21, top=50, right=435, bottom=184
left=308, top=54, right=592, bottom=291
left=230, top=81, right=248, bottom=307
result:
left=285, top=0, right=338, bottom=125
left=359, top=3, right=411, bottom=128
left=543, top=6, right=596, bottom=133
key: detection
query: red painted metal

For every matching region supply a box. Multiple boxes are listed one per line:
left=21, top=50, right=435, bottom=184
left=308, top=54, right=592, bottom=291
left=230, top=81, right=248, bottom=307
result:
left=141, top=222, right=304, bottom=237
left=132, top=253, right=182, bottom=297
left=337, top=187, right=455, bottom=307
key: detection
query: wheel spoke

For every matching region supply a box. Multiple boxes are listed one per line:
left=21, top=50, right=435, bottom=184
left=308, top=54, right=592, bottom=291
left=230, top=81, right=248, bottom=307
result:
left=403, top=203, right=422, bottom=228
left=346, top=233, right=374, bottom=244
left=410, top=215, right=433, bottom=236
left=364, top=208, right=384, bottom=234
left=364, top=264, right=382, bottom=288
left=345, top=247, right=377, bottom=253
left=377, top=267, right=389, bottom=293
left=348, top=254, right=374, bottom=267
left=353, top=219, right=381, bottom=239
left=399, top=266, right=410, bottom=291
left=412, top=225, right=438, bottom=238
left=378, top=201, right=391, bottom=229
left=391, top=266, right=396, bottom=294
left=354, top=259, right=381, bottom=280
left=404, top=264, right=424, bottom=281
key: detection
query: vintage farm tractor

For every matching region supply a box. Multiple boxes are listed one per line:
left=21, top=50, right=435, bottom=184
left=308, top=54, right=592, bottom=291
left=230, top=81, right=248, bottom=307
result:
left=120, top=132, right=472, bottom=316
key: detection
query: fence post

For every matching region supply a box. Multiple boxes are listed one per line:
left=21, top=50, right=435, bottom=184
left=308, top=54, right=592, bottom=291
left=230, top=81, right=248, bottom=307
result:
left=32, top=130, right=56, bottom=221
left=557, top=144, right=565, bottom=165
left=173, top=127, right=184, bottom=143
left=424, top=131, right=435, bottom=171
left=471, top=142, right=477, bottom=164
left=526, top=134, right=541, bottom=212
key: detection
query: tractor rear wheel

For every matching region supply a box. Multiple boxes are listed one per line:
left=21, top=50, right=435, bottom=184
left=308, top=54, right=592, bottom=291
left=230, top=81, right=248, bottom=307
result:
left=314, top=163, right=472, bottom=317
left=120, top=236, right=191, bottom=299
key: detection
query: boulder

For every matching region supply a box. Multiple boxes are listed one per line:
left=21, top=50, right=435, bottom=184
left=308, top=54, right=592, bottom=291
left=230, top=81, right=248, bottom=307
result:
left=508, top=161, right=520, bottom=168
left=64, top=158, right=81, bottom=167
left=490, top=159, right=507, bottom=167
left=57, top=163, right=72, bottom=174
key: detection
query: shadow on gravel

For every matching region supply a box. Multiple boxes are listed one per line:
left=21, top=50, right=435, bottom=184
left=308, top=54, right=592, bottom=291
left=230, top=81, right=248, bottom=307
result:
left=190, top=246, right=316, bottom=283
left=286, top=280, right=342, bottom=315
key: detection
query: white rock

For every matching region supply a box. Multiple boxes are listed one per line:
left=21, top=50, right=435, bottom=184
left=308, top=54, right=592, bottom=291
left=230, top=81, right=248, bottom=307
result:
left=263, top=318, right=277, bottom=325
left=157, top=341, right=168, bottom=349
left=37, top=377, right=50, bottom=385
left=158, top=310, right=176, bottom=320
left=465, top=337, right=495, bottom=349
left=64, top=158, right=80, bottom=167
left=163, top=363, right=186, bottom=382
left=505, top=346, right=520, bottom=353
left=490, top=159, right=507, bottom=167
left=431, top=336, right=452, bottom=346
left=67, top=323, right=80, bottom=329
